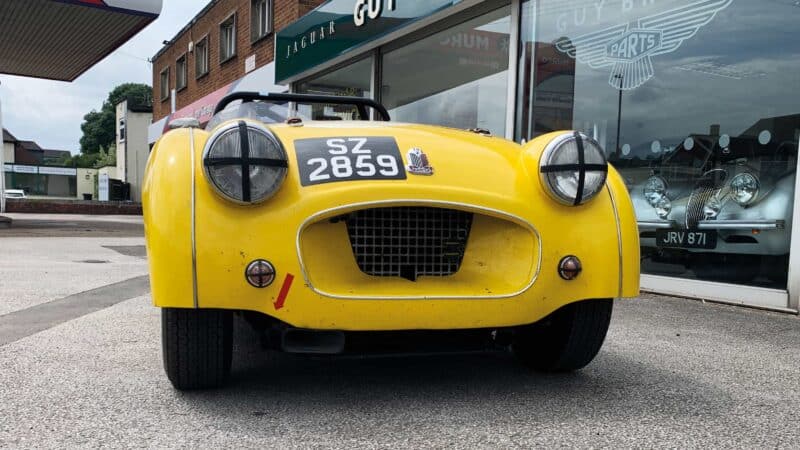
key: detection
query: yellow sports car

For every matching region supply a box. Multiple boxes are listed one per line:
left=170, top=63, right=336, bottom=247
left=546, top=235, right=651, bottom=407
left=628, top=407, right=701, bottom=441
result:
left=143, top=93, right=640, bottom=390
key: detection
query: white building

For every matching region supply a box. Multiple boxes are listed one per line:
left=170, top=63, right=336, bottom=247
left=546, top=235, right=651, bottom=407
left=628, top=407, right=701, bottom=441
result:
left=116, top=99, right=153, bottom=203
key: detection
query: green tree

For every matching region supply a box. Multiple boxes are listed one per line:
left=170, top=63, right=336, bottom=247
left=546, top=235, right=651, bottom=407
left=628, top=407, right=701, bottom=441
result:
left=79, top=83, right=151, bottom=154
left=56, top=144, right=116, bottom=169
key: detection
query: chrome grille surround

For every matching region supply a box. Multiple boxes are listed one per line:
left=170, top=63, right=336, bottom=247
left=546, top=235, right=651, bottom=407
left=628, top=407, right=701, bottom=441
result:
left=685, top=186, right=717, bottom=228
left=344, top=207, right=473, bottom=281
left=685, top=169, right=727, bottom=228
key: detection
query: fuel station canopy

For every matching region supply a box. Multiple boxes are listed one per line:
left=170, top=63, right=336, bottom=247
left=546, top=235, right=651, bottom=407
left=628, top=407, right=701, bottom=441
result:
left=0, top=0, right=162, bottom=81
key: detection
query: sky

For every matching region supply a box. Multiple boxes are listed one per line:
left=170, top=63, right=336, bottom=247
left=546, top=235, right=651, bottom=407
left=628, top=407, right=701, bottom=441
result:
left=0, top=1, right=210, bottom=154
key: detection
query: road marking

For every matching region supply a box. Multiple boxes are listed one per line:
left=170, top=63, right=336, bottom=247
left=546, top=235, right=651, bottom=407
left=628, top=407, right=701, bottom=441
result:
left=103, top=245, right=147, bottom=259
left=0, top=275, right=150, bottom=346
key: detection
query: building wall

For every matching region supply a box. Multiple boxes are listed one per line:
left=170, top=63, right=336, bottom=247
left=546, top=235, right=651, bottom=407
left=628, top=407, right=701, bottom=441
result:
left=76, top=168, right=97, bottom=200
left=151, top=0, right=326, bottom=121
left=116, top=102, right=127, bottom=182
left=125, top=111, right=152, bottom=202
left=3, top=142, right=13, bottom=164
left=98, top=166, right=117, bottom=180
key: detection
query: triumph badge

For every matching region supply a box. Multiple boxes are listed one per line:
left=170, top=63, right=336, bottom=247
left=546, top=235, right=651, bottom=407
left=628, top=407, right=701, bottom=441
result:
left=406, top=148, right=434, bottom=176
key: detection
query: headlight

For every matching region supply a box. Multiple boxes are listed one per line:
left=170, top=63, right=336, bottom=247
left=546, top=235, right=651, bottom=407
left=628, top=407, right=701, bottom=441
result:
left=703, top=194, right=722, bottom=219
left=202, top=120, right=288, bottom=204
left=654, top=195, right=672, bottom=219
left=643, top=176, right=668, bottom=207
left=730, top=173, right=759, bottom=206
left=539, top=132, right=608, bottom=206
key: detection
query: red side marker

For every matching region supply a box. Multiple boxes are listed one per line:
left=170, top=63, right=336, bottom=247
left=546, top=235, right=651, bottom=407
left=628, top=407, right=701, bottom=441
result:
left=273, top=274, right=295, bottom=310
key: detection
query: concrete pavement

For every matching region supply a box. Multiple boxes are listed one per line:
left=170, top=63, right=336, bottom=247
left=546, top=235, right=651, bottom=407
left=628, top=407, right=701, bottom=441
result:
left=1, top=293, right=798, bottom=448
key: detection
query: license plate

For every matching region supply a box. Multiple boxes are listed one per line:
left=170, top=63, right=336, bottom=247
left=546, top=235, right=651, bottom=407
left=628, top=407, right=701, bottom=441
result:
left=656, top=229, right=717, bottom=250
left=295, top=137, right=407, bottom=186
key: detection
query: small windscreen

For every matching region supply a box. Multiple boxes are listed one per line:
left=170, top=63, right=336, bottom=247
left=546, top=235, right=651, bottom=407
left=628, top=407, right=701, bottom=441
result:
left=206, top=101, right=309, bottom=130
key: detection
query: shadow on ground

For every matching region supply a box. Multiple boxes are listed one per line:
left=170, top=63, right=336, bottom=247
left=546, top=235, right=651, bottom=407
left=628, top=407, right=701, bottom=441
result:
left=168, top=313, right=729, bottom=428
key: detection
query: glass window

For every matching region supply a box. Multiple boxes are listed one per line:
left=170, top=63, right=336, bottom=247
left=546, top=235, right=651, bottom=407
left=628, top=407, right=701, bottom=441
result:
left=176, top=54, right=187, bottom=90
left=195, top=37, right=209, bottom=77
left=251, top=0, right=272, bottom=42
left=296, top=57, right=373, bottom=120
left=520, top=0, right=800, bottom=289
left=159, top=68, right=169, bottom=101
left=119, top=118, right=126, bottom=142
left=220, top=14, right=237, bottom=62
left=381, top=7, right=511, bottom=136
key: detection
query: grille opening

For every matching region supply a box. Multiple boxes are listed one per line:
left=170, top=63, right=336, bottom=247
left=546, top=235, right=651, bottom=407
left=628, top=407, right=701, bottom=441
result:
left=343, top=207, right=473, bottom=281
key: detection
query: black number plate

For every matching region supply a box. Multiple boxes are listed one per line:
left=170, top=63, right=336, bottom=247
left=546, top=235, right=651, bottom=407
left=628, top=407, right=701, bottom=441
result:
left=295, top=137, right=407, bottom=186
left=656, top=229, right=717, bottom=250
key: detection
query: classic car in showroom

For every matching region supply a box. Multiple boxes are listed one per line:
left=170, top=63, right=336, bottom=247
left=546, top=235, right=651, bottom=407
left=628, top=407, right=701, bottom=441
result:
left=634, top=122, right=797, bottom=284
left=143, top=93, right=640, bottom=390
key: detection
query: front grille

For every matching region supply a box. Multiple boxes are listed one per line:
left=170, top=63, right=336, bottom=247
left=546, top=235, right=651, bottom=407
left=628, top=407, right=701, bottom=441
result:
left=685, top=170, right=727, bottom=228
left=344, top=207, right=473, bottom=281
left=685, top=186, right=716, bottom=228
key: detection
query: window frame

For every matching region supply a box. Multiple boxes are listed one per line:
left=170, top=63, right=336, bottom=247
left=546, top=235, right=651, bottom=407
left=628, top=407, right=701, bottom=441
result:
left=159, top=67, right=170, bottom=102
left=194, top=34, right=210, bottom=79
left=219, top=13, right=237, bottom=64
left=175, top=53, right=188, bottom=91
left=119, top=118, right=126, bottom=142
left=250, top=0, right=273, bottom=44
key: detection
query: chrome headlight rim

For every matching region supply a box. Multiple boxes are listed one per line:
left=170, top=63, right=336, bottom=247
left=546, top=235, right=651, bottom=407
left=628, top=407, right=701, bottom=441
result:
left=730, top=172, right=760, bottom=206
left=202, top=119, right=288, bottom=205
left=539, top=131, right=609, bottom=206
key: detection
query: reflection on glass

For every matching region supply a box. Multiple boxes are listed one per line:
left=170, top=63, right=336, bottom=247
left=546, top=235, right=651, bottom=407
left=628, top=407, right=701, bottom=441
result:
left=296, top=57, right=373, bottom=120
left=520, top=0, right=800, bottom=289
left=382, top=7, right=511, bottom=136
left=4, top=173, right=77, bottom=197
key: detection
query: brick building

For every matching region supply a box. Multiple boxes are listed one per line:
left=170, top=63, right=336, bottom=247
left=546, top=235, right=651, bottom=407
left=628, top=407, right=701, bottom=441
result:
left=150, top=0, right=325, bottom=123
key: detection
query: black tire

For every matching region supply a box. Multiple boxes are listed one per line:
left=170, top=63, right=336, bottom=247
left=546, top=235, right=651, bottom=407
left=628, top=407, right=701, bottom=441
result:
left=512, top=299, right=612, bottom=372
left=162, top=308, right=233, bottom=390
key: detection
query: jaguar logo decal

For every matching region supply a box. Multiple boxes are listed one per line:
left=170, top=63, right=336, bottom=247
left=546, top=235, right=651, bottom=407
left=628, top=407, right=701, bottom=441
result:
left=555, top=0, right=732, bottom=90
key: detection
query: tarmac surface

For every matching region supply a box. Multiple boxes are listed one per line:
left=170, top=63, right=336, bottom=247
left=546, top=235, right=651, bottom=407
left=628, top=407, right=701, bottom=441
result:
left=1, top=213, right=799, bottom=448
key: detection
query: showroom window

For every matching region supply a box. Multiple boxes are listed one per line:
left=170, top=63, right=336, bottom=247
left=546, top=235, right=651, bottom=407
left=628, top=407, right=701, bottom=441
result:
left=296, top=57, right=374, bottom=120
left=381, top=6, right=511, bottom=136
left=219, top=14, right=237, bottom=63
left=518, top=0, right=800, bottom=289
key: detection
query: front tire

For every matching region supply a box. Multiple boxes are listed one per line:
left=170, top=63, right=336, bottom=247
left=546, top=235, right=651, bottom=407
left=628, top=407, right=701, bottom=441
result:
left=162, top=308, right=233, bottom=390
left=513, top=299, right=612, bottom=372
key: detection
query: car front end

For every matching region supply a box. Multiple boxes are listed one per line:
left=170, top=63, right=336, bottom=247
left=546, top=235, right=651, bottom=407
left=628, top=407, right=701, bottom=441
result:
left=143, top=93, right=640, bottom=389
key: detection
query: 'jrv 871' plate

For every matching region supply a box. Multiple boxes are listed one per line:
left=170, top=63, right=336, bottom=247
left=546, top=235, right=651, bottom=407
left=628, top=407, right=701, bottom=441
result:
left=295, top=137, right=407, bottom=186
left=656, top=229, right=717, bottom=250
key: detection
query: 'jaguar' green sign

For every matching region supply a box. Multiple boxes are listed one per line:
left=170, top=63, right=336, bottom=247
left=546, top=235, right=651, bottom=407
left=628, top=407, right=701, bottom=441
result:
left=276, top=0, right=461, bottom=83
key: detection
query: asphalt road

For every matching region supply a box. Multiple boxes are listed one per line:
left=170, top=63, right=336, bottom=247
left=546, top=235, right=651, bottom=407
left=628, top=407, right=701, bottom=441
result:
left=1, top=215, right=799, bottom=448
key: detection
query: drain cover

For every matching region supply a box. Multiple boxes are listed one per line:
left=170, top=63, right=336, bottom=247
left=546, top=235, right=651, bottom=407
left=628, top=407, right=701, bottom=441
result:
left=77, top=259, right=110, bottom=264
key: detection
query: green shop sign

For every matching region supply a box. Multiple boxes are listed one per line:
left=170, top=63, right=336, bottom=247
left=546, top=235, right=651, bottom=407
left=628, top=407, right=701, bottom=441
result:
left=276, top=0, right=462, bottom=82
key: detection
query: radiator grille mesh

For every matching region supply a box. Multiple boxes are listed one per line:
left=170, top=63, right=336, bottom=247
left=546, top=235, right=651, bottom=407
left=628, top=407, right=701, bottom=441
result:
left=345, top=207, right=473, bottom=281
